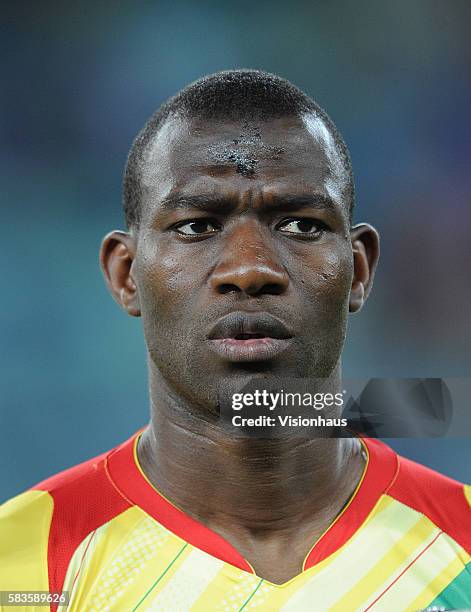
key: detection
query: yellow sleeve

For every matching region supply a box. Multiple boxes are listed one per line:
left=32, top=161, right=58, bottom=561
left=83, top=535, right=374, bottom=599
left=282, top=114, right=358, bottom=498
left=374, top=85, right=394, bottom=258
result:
left=0, top=490, right=53, bottom=592
left=465, top=484, right=471, bottom=508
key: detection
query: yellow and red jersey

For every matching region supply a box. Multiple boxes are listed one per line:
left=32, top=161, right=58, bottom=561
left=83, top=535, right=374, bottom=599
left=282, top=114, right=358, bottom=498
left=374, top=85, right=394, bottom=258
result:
left=1, top=431, right=470, bottom=611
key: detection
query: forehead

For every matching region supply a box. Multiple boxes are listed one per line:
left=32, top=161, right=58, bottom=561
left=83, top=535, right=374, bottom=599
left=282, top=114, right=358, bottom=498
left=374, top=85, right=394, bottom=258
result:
left=139, top=114, right=349, bottom=221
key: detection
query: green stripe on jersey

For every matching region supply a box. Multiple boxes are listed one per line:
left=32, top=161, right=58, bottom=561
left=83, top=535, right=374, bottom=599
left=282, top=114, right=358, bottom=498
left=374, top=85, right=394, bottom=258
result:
left=427, top=561, right=471, bottom=608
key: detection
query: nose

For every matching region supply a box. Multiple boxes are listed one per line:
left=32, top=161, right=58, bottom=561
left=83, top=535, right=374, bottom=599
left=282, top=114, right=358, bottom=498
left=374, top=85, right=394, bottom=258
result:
left=209, top=220, right=289, bottom=296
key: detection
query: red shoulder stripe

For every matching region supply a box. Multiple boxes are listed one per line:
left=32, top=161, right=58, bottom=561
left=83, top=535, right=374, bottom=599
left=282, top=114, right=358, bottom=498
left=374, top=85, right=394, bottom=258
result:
left=33, top=449, right=131, bottom=611
left=387, top=455, right=471, bottom=554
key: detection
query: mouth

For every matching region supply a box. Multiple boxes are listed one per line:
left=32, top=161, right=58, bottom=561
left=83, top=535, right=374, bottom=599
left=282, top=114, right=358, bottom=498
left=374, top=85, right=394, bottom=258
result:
left=207, top=312, right=293, bottom=362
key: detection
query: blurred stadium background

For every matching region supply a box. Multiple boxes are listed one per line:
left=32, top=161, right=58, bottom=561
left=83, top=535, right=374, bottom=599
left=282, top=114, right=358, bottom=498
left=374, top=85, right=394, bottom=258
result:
left=1, top=1, right=470, bottom=501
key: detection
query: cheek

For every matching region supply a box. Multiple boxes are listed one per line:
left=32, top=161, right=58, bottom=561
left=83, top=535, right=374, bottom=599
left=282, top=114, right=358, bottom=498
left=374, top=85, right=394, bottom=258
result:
left=297, top=245, right=353, bottom=307
left=135, top=244, right=197, bottom=365
left=135, top=234, right=200, bottom=319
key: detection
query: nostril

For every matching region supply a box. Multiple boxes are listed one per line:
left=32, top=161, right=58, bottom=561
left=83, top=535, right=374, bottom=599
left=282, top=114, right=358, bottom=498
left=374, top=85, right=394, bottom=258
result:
left=262, top=284, right=285, bottom=296
left=218, top=283, right=241, bottom=295
left=216, top=282, right=286, bottom=296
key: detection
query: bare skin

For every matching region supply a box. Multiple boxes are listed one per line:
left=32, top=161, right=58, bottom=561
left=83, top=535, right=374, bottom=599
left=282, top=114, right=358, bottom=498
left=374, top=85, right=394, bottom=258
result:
left=137, top=410, right=365, bottom=584
left=100, top=113, right=379, bottom=584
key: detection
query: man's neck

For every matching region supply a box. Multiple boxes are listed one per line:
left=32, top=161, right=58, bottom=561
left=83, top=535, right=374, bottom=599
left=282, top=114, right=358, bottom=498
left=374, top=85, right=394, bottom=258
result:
left=137, top=370, right=366, bottom=584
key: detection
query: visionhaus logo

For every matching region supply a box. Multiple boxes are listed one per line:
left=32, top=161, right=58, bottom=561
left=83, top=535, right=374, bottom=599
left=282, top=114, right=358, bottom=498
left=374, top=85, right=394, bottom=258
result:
left=219, top=379, right=349, bottom=438
left=231, top=389, right=346, bottom=430
left=232, top=412, right=348, bottom=430
left=218, top=378, right=456, bottom=439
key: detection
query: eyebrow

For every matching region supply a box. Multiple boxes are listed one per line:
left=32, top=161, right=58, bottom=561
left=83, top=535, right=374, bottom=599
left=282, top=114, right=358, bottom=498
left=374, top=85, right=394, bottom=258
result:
left=265, top=194, right=339, bottom=214
left=157, top=193, right=340, bottom=215
left=158, top=194, right=236, bottom=214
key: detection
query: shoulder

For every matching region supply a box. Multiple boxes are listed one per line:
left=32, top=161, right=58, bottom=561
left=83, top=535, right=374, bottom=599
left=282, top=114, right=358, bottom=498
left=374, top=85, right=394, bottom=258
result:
left=0, top=440, right=134, bottom=592
left=386, top=449, right=471, bottom=554
left=0, top=489, right=53, bottom=590
left=32, top=446, right=131, bottom=525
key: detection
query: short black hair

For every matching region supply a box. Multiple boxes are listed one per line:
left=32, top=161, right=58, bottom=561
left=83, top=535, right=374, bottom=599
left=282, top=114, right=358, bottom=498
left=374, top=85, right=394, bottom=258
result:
left=123, top=69, right=354, bottom=228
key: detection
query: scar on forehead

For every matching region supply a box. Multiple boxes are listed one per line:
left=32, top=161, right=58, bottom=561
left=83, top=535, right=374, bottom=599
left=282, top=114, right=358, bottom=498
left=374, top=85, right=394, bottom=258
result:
left=207, top=122, right=285, bottom=177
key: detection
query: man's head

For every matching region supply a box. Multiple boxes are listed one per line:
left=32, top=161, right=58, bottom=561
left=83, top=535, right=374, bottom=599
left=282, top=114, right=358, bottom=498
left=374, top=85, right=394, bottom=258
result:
left=123, top=69, right=355, bottom=229
left=100, top=70, right=379, bottom=413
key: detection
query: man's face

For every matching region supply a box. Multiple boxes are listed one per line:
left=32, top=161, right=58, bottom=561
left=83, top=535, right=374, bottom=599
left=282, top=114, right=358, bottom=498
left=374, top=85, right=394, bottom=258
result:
left=131, top=114, right=355, bottom=409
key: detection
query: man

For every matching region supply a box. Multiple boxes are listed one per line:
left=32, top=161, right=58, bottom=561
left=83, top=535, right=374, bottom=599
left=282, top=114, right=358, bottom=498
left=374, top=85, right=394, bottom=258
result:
left=1, top=70, right=470, bottom=611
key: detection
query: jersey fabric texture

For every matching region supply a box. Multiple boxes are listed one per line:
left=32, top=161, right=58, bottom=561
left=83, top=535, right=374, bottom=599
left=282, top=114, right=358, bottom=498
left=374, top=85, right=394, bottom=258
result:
left=1, top=431, right=470, bottom=612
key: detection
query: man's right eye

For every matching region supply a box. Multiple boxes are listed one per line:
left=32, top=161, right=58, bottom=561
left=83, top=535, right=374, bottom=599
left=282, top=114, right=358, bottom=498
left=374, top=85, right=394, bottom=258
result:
left=173, top=219, right=220, bottom=236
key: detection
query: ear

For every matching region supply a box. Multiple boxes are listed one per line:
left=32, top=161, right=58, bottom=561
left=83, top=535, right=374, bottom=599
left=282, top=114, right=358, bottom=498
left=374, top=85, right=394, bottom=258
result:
left=349, top=223, right=380, bottom=313
left=99, top=230, right=141, bottom=317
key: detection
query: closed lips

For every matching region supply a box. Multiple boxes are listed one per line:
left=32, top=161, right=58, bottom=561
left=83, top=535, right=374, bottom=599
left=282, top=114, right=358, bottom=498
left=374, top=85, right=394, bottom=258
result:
left=207, top=312, right=293, bottom=340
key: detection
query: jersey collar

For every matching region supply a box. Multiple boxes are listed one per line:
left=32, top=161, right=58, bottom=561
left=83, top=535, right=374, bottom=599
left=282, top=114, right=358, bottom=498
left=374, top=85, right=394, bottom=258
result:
left=106, top=430, right=398, bottom=574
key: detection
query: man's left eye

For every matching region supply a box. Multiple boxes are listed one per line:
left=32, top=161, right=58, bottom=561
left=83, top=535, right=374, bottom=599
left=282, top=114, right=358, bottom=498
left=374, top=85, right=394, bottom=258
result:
left=277, top=219, right=325, bottom=235
left=174, top=219, right=219, bottom=236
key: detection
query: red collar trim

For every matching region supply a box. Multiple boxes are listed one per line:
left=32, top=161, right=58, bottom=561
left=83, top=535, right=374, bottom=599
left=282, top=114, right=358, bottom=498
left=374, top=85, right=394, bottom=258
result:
left=105, top=429, right=253, bottom=573
left=303, top=436, right=398, bottom=569
left=106, top=431, right=398, bottom=574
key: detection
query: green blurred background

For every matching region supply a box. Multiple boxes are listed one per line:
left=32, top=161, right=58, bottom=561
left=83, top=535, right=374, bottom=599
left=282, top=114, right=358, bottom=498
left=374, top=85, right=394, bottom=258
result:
left=1, top=1, right=470, bottom=501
